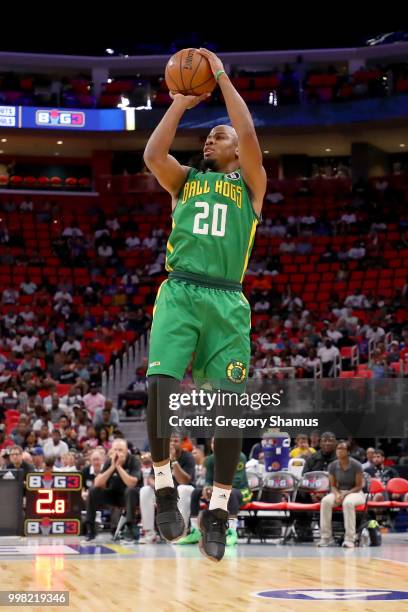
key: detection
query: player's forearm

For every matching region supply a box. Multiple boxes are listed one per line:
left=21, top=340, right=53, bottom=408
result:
left=116, top=465, right=138, bottom=487
left=218, top=74, right=256, bottom=136
left=144, top=100, right=186, bottom=162
left=172, top=461, right=191, bottom=485
left=94, top=465, right=115, bottom=488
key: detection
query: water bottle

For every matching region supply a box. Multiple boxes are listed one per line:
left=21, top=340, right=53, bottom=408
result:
left=360, top=527, right=370, bottom=547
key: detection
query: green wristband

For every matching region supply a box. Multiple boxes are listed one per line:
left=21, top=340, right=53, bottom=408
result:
left=215, top=69, right=226, bottom=82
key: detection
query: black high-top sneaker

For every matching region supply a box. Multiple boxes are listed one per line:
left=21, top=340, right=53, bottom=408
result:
left=198, top=508, right=228, bottom=562
left=155, top=487, right=186, bottom=542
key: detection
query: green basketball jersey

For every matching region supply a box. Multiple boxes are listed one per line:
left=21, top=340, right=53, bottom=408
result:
left=165, top=168, right=259, bottom=284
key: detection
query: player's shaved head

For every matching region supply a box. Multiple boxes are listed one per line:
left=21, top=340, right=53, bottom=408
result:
left=209, top=124, right=238, bottom=146
left=201, top=124, right=239, bottom=172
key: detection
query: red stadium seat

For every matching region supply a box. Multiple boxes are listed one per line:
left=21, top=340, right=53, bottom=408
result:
left=9, top=175, right=23, bottom=187
left=386, top=478, right=408, bottom=508
left=56, top=384, right=71, bottom=397
left=357, top=370, right=373, bottom=379
left=78, top=177, right=91, bottom=189
left=38, top=176, right=50, bottom=187
left=65, top=177, right=78, bottom=189
left=50, top=176, right=63, bottom=188
left=23, top=176, right=37, bottom=188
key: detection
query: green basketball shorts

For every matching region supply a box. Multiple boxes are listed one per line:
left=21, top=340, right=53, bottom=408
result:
left=147, top=272, right=251, bottom=390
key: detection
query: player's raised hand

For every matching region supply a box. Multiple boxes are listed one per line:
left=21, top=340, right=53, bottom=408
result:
left=170, top=91, right=211, bottom=109
left=198, top=48, right=225, bottom=77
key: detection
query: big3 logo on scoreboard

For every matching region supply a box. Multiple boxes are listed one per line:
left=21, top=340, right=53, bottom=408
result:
left=26, top=473, right=82, bottom=491
left=24, top=472, right=83, bottom=536
left=35, top=109, right=85, bottom=127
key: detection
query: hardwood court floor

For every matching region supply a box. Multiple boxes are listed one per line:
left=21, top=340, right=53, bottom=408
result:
left=0, top=537, right=407, bottom=611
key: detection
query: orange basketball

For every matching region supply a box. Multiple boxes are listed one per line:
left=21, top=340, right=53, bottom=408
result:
left=165, top=48, right=216, bottom=96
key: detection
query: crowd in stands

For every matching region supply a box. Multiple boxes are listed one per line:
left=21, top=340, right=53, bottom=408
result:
left=1, top=60, right=408, bottom=108
left=244, top=175, right=408, bottom=379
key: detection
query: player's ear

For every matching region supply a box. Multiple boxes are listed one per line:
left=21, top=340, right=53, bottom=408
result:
left=235, top=146, right=239, bottom=159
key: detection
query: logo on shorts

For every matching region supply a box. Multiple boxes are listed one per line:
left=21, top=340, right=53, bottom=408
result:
left=149, top=361, right=161, bottom=367
left=226, top=360, right=247, bottom=383
left=225, top=171, right=240, bottom=180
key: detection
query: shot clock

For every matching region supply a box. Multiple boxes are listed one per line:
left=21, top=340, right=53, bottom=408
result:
left=24, top=472, right=83, bottom=536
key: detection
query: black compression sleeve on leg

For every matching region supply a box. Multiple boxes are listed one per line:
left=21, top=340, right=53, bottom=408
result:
left=213, top=436, right=242, bottom=486
left=147, top=374, right=180, bottom=463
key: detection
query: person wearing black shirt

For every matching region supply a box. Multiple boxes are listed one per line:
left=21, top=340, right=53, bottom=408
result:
left=85, top=439, right=141, bottom=541
left=6, top=445, right=34, bottom=487
left=303, top=432, right=337, bottom=474
left=295, top=432, right=337, bottom=541
left=1, top=386, right=19, bottom=413
left=58, top=363, right=79, bottom=384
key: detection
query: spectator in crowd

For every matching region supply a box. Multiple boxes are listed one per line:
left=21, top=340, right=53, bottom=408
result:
left=2, top=286, right=19, bottom=305
left=60, top=335, right=82, bottom=356
left=82, top=449, right=105, bottom=498
left=83, top=383, right=106, bottom=419
left=0, top=385, right=20, bottom=411
left=348, top=438, right=366, bottom=463
left=362, top=447, right=376, bottom=471
left=366, top=324, right=386, bottom=343
left=23, top=430, right=38, bottom=453
left=93, top=400, right=119, bottom=431
left=310, top=430, right=320, bottom=451
left=11, top=415, right=31, bottom=446
left=43, top=429, right=69, bottom=463
left=46, top=394, right=67, bottom=423
left=85, top=438, right=141, bottom=542
left=290, top=433, right=316, bottom=459
left=344, top=289, right=370, bottom=309
left=6, top=445, right=34, bottom=484
left=303, top=348, right=320, bottom=378
left=191, top=446, right=206, bottom=488
left=303, top=432, right=337, bottom=473
left=31, top=447, right=46, bottom=471
left=317, top=339, right=340, bottom=377
left=348, top=241, right=366, bottom=260
left=55, top=452, right=78, bottom=472
left=318, top=440, right=365, bottom=548
left=365, top=449, right=399, bottom=492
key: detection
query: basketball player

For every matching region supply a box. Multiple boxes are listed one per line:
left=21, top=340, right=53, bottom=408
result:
left=143, top=48, right=266, bottom=561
